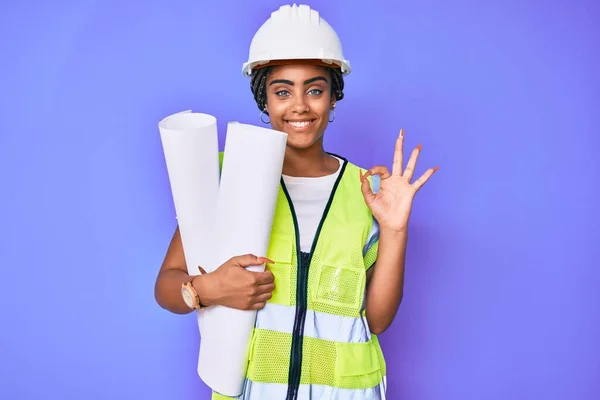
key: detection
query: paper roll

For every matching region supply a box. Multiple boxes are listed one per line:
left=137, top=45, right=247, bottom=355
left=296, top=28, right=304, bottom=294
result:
left=158, top=110, right=220, bottom=335
left=158, top=110, right=220, bottom=275
left=197, top=121, right=288, bottom=397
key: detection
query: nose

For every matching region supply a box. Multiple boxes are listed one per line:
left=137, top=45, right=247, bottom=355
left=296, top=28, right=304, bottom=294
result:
left=291, top=94, right=309, bottom=114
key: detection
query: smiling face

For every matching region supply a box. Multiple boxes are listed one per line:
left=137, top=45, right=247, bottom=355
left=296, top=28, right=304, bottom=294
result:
left=264, top=64, right=336, bottom=150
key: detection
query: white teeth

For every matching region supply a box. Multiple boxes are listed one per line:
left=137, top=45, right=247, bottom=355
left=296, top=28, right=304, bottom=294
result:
left=287, top=121, right=311, bottom=128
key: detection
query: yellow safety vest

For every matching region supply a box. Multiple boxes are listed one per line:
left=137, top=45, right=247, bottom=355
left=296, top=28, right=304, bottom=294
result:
left=213, top=153, right=387, bottom=400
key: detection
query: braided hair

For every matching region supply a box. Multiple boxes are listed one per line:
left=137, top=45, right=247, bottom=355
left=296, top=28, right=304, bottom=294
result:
left=250, top=65, right=345, bottom=115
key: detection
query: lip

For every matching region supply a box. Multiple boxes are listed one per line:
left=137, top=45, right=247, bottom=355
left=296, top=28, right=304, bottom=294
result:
left=284, top=119, right=317, bottom=133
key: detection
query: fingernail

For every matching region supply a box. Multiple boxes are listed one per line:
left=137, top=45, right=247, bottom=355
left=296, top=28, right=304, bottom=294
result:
left=399, top=128, right=404, bottom=138
left=417, top=144, right=422, bottom=151
left=257, top=257, right=274, bottom=264
left=433, top=166, right=439, bottom=172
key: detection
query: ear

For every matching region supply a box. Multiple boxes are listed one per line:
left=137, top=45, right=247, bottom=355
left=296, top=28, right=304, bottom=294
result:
left=329, top=89, right=336, bottom=109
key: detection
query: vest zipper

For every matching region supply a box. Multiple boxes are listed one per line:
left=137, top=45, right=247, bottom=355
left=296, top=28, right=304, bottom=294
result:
left=281, top=156, right=348, bottom=400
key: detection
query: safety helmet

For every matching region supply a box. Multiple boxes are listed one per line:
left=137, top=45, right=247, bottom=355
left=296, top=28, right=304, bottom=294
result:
left=242, top=4, right=351, bottom=76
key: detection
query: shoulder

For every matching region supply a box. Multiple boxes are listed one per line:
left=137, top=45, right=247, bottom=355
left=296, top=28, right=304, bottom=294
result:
left=330, top=153, right=379, bottom=193
left=328, top=152, right=368, bottom=173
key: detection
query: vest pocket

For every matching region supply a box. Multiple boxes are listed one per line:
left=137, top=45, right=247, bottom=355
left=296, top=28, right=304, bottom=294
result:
left=313, top=263, right=365, bottom=312
left=334, top=338, right=383, bottom=388
left=266, top=262, right=291, bottom=306
left=266, top=232, right=294, bottom=306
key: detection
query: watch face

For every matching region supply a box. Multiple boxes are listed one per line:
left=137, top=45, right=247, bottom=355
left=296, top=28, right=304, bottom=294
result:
left=181, top=287, right=194, bottom=308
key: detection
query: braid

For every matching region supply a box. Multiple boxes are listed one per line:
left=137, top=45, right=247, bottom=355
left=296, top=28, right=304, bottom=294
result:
left=250, top=66, right=345, bottom=114
left=250, top=67, right=270, bottom=113
left=330, top=68, right=344, bottom=102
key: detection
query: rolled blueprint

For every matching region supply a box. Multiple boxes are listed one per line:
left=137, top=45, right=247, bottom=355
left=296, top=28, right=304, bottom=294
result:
left=197, top=121, right=288, bottom=397
left=158, top=110, right=220, bottom=275
left=158, top=110, right=220, bottom=335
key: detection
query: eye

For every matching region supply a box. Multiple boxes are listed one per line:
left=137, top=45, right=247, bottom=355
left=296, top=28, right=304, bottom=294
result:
left=308, top=89, right=323, bottom=96
left=275, top=90, right=290, bottom=97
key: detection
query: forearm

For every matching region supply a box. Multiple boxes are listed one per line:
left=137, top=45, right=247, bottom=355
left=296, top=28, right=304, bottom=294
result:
left=365, top=227, right=408, bottom=334
left=154, top=268, right=207, bottom=315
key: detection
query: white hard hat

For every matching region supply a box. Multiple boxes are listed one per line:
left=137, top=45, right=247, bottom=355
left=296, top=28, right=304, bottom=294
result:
left=242, top=4, right=351, bottom=76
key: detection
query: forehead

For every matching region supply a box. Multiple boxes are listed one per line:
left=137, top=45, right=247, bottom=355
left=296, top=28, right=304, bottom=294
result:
left=267, top=64, right=330, bottom=81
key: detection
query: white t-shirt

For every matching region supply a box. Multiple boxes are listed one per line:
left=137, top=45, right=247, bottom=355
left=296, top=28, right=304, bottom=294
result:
left=281, top=156, right=380, bottom=255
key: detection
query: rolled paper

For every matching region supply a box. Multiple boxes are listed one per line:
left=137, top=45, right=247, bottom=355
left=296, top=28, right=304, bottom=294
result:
left=158, top=110, right=220, bottom=337
left=197, top=121, right=287, bottom=397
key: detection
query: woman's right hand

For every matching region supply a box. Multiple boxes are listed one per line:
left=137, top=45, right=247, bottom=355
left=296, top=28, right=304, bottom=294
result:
left=197, top=254, right=275, bottom=310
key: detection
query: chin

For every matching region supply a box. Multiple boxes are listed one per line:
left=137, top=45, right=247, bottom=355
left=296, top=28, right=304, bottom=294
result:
left=286, top=140, right=317, bottom=150
left=282, top=134, right=314, bottom=149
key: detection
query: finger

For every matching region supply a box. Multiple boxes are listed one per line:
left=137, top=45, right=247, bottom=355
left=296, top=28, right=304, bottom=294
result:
left=413, top=166, right=439, bottom=191
left=360, top=169, right=376, bottom=204
left=233, top=254, right=274, bottom=267
left=254, top=270, right=275, bottom=285
left=253, top=291, right=273, bottom=303
left=249, top=302, right=267, bottom=310
left=257, top=283, right=275, bottom=294
left=403, top=144, right=422, bottom=182
left=392, top=129, right=404, bottom=176
left=366, top=165, right=391, bottom=180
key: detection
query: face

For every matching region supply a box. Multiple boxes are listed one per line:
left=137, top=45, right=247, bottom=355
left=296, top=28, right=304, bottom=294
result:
left=264, top=64, right=336, bottom=150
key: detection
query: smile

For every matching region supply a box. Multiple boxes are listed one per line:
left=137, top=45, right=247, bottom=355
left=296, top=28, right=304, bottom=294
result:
left=285, top=120, right=316, bottom=130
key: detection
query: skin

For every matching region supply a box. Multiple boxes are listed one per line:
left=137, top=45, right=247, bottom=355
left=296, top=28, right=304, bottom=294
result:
left=263, top=64, right=339, bottom=177
left=154, top=63, right=438, bottom=335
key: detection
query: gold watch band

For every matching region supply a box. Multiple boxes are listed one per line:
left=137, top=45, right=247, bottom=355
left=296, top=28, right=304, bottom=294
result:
left=189, top=275, right=205, bottom=309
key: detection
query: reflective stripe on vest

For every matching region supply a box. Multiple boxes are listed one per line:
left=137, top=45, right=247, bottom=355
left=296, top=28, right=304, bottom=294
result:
left=255, top=301, right=372, bottom=343
left=213, top=377, right=387, bottom=400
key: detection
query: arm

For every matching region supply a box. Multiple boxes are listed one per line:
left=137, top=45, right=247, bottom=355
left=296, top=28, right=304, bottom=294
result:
left=360, top=128, right=438, bottom=335
left=154, top=226, right=211, bottom=314
left=365, top=227, right=407, bottom=334
left=154, top=226, right=275, bottom=314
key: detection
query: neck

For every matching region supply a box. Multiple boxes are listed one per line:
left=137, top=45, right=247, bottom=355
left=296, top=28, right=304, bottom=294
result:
left=282, top=142, right=337, bottom=177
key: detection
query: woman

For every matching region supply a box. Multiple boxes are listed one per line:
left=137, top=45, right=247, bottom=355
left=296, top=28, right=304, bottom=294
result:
left=154, top=4, right=437, bottom=399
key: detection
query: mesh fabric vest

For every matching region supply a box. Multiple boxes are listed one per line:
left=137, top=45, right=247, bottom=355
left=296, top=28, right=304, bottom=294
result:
left=213, top=153, right=387, bottom=400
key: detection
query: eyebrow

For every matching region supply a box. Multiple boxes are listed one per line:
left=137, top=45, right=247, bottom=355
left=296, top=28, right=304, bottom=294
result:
left=268, top=76, right=329, bottom=86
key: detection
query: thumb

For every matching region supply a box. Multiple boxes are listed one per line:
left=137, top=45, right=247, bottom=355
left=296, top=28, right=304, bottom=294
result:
left=232, top=254, right=274, bottom=268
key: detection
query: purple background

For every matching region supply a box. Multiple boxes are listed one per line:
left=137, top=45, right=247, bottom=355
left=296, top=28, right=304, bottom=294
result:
left=1, top=0, right=599, bottom=399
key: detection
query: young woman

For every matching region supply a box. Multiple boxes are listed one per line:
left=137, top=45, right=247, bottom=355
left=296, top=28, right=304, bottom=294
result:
left=154, top=4, right=437, bottom=399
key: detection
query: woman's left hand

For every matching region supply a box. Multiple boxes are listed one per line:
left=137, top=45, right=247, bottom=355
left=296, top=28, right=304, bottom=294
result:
left=360, top=129, right=438, bottom=233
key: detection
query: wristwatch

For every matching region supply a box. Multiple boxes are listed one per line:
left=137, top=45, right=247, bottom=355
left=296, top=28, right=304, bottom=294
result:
left=181, top=276, right=204, bottom=310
